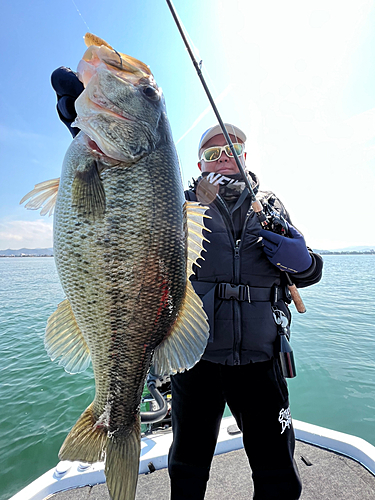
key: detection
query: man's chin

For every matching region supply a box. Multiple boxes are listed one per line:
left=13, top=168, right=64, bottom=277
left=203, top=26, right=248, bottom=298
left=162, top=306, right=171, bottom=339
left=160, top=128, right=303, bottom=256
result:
left=216, top=168, right=239, bottom=175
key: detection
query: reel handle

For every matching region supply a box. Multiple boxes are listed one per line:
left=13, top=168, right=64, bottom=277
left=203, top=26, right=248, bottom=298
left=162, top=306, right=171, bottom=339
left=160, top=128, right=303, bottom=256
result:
left=285, top=274, right=306, bottom=313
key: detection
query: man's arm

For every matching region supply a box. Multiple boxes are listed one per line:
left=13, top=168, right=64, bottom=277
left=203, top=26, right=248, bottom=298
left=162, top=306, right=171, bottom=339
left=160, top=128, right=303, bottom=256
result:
left=288, top=251, right=323, bottom=288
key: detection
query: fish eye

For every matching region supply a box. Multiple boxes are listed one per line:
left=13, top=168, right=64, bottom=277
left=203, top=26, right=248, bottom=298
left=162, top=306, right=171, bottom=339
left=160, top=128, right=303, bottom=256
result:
left=142, top=85, right=159, bottom=101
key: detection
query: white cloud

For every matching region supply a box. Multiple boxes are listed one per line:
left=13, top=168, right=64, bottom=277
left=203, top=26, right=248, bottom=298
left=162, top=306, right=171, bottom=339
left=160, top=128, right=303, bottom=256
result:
left=0, top=220, right=53, bottom=250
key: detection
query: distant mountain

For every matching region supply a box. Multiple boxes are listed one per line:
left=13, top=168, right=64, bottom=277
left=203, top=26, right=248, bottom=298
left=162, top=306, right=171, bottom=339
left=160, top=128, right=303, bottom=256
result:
left=314, top=246, right=374, bottom=255
left=331, top=245, right=375, bottom=252
left=0, top=248, right=54, bottom=256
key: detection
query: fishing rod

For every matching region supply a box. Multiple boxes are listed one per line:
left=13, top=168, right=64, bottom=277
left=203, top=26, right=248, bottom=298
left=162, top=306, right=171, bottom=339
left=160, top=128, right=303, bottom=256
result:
left=166, top=0, right=306, bottom=314
left=165, top=0, right=263, bottom=216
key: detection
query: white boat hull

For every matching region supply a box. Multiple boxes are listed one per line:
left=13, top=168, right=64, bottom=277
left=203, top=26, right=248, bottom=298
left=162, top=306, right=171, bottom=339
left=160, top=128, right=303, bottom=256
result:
left=10, top=417, right=375, bottom=500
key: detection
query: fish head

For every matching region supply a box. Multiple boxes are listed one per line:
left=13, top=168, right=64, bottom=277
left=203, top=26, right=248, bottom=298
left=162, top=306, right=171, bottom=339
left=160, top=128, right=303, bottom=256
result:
left=73, top=33, right=167, bottom=163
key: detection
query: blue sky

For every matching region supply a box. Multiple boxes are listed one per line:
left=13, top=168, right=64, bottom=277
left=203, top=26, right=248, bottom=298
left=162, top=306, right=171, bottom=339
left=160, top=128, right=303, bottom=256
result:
left=1, top=0, right=375, bottom=250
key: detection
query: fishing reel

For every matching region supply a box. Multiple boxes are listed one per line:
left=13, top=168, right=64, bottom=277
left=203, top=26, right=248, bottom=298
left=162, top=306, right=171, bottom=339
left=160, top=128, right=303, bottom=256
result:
left=262, top=202, right=288, bottom=236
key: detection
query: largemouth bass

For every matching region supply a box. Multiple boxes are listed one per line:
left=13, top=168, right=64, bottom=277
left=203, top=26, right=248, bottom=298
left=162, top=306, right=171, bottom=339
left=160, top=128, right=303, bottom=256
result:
left=21, top=33, right=210, bottom=500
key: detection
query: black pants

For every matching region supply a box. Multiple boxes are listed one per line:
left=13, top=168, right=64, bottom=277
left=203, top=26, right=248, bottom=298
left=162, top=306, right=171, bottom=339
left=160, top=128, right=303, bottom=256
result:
left=168, top=359, right=302, bottom=500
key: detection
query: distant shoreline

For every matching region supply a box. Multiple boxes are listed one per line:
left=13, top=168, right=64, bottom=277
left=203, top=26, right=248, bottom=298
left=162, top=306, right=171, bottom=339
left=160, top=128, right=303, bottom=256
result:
left=0, top=251, right=374, bottom=258
left=0, top=255, right=54, bottom=258
left=317, top=251, right=375, bottom=255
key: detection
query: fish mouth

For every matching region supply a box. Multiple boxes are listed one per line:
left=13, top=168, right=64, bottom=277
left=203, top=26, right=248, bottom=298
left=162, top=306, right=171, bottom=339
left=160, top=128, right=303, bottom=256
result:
left=78, top=33, right=153, bottom=89
left=81, top=133, right=121, bottom=164
left=87, top=136, right=106, bottom=155
left=84, top=33, right=151, bottom=76
left=82, top=131, right=144, bottom=167
left=75, top=32, right=156, bottom=126
left=72, top=33, right=158, bottom=163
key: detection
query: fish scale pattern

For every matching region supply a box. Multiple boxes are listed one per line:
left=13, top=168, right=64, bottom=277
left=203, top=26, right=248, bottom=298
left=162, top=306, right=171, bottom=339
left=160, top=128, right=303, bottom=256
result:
left=55, top=143, right=186, bottom=435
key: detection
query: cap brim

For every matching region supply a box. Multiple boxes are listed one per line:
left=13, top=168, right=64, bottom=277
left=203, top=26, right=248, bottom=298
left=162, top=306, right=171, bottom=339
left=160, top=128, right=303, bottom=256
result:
left=198, top=123, right=246, bottom=157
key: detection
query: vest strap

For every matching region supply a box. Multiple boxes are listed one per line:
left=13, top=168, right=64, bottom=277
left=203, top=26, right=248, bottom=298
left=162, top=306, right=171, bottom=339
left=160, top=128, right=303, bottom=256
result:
left=192, top=281, right=287, bottom=303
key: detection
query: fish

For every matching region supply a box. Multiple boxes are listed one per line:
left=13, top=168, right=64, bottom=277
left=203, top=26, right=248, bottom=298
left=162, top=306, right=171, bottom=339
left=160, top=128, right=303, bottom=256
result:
left=20, top=33, right=210, bottom=500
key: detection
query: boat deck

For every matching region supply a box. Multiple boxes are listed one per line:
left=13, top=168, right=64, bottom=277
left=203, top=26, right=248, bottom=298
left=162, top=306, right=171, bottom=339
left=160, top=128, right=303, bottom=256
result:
left=50, top=440, right=375, bottom=500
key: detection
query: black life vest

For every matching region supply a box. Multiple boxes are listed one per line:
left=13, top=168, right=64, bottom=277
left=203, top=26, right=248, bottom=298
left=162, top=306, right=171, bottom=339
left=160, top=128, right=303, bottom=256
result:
left=185, top=187, right=291, bottom=365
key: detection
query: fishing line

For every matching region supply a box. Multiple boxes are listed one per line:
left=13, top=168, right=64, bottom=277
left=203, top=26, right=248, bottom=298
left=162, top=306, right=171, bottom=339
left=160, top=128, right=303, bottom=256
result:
left=169, top=1, right=239, bottom=187
left=176, top=84, right=234, bottom=145
left=170, top=2, right=241, bottom=190
left=71, top=0, right=91, bottom=32
left=177, top=18, right=221, bottom=100
left=168, top=1, right=227, bottom=143
left=168, top=3, right=201, bottom=67
left=201, top=61, right=221, bottom=105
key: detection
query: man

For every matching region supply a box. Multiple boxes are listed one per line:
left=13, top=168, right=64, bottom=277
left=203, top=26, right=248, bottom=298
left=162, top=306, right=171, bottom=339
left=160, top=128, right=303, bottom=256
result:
left=52, top=68, right=323, bottom=500
left=166, top=123, right=322, bottom=500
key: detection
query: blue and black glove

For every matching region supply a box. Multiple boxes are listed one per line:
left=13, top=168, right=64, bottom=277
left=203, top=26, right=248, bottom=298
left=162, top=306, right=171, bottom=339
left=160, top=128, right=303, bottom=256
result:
left=51, top=67, right=84, bottom=138
left=260, top=224, right=312, bottom=274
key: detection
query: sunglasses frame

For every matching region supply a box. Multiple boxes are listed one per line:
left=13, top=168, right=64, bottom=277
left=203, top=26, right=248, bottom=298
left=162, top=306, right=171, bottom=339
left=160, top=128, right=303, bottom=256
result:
left=200, top=143, right=245, bottom=162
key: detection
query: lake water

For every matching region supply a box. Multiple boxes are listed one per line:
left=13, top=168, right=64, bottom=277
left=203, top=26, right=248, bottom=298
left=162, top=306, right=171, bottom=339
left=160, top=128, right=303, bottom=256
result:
left=1, top=255, right=374, bottom=499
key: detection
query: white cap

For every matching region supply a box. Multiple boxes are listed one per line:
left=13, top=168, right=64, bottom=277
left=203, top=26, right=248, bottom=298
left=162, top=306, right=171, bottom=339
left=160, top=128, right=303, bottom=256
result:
left=198, top=123, right=247, bottom=157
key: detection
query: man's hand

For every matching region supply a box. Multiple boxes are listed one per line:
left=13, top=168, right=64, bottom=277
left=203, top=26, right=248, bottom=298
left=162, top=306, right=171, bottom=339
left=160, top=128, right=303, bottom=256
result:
left=259, top=225, right=312, bottom=274
left=51, top=67, right=84, bottom=137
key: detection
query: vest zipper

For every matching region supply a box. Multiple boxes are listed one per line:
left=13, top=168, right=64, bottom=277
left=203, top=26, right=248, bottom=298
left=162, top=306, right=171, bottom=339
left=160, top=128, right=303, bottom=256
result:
left=214, top=196, right=254, bottom=366
left=215, top=196, right=243, bottom=365
left=233, top=210, right=254, bottom=364
left=233, top=239, right=241, bottom=365
left=215, top=195, right=236, bottom=245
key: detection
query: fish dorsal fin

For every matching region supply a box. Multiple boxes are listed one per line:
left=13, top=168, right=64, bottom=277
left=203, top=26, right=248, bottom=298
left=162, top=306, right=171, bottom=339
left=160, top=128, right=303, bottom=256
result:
left=185, top=201, right=211, bottom=277
left=152, top=201, right=210, bottom=375
left=45, top=299, right=91, bottom=374
left=20, top=178, right=60, bottom=216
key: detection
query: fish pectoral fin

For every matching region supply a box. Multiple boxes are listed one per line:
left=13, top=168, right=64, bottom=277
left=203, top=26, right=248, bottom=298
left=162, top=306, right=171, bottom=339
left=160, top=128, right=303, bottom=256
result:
left=152, top=202, right=211, bottom=376
left=19, top=178, right=60, bottom=216
left=59, top=403, right=107, bottom=463
left=105, top=421, right=141, bottom=500
left=152, top=279, right=210, bottom=376
left=185, top=201, right=211, bottom=277
left=72, top=160, right=106, bottom=219
left=45, top=299, right=91, bottom=374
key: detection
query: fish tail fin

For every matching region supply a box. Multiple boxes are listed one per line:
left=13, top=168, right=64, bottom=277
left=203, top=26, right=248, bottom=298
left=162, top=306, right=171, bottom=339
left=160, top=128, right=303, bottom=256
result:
left=59, top=402, right=107, bottom=463
left=105, top=419, right=141, bottom=500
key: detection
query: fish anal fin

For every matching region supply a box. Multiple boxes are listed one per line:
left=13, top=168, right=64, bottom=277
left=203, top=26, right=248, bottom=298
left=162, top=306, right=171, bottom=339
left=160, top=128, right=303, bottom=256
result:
left=45, top=299, right=91, bottom=374
left=105, top=421, right=141, bottom=500
left=59, top=403, right=107, bottom=463
left=72, top=160, right=106, bottom=219
left=19, top=178, right=60, bottom=216
left=152, top=279, right=209, bottom=376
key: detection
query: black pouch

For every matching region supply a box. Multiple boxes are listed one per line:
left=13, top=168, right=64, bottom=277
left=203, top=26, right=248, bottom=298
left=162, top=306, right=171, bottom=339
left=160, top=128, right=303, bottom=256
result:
left=272, top=306, right=296, bottom=378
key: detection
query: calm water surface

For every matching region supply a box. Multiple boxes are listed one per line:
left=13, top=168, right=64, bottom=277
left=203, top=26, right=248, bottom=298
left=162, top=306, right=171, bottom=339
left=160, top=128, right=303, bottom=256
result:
left=0, top=255, right=374, bottom=499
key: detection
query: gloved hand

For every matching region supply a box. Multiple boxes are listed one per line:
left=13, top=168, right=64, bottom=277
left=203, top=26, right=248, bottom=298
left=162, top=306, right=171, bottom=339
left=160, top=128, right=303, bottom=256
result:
left=259, top=224, right=312, bottom=274
left=51, top=67, right=84, bottom=137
